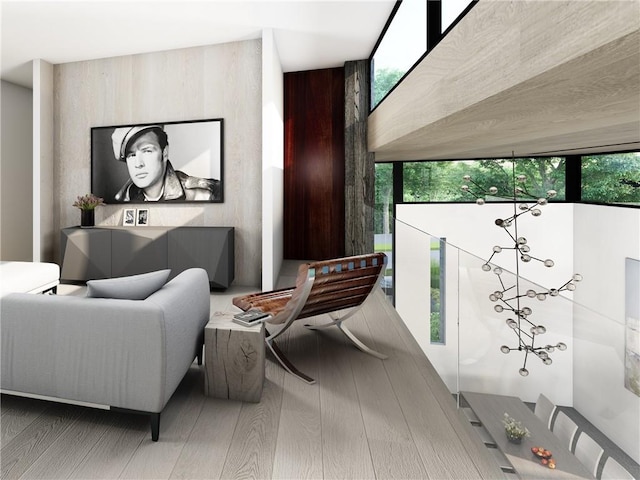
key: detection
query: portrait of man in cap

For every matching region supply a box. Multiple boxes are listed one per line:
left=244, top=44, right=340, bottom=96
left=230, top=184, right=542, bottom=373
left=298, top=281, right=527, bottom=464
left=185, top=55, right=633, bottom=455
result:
left=91, top=119, right=223, bottom=204
left=111, top=124, right=221, bottom=202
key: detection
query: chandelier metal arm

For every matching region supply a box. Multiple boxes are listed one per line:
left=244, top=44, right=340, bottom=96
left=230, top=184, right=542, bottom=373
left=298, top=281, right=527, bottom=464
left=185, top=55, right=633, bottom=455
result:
left=462, top=161, right=581, bottom=377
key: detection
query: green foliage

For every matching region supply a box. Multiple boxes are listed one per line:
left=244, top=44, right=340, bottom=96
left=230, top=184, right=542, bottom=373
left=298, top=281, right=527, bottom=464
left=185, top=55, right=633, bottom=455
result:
left=582, top=153, right=640, bottom=203
left=375, top=163, right=394, bottom=234
left=373, top=68, right=406, bottom=107
left=430, top=311, right=442, bottom=343
left=402, top=158, right=566, bottom=202
left=430, top=285, right=442, bottom=343
left=430, top=260, right=440, bottom=287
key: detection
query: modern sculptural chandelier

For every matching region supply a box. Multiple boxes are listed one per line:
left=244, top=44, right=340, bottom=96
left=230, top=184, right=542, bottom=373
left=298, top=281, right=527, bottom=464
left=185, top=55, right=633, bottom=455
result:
left=462, top=168, right=582, bottom=376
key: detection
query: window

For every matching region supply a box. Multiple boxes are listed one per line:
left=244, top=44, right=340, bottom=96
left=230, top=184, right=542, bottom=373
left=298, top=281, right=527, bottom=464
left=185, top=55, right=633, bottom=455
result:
left=375, top=163, right=394, bottom=301
left=403, top=158, right=566, bottom=202
left=371, top=0, right=426, bottom=108
left=442, top=0, right=473, bottom=32
left=370, top=0, right=477, bottom=110
left=581, top=152, right=640, bottom=205
left=431, top=237, right=446, bottom=344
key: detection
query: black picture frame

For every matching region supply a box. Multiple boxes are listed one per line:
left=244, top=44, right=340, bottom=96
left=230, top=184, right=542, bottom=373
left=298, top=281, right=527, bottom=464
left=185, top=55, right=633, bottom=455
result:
left=91, top=118, right=224, bottom=204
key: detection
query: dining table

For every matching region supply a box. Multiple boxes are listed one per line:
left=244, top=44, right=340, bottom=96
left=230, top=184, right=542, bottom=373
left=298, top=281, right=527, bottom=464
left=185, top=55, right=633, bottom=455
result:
left=461, top=391, right=595, bottom=479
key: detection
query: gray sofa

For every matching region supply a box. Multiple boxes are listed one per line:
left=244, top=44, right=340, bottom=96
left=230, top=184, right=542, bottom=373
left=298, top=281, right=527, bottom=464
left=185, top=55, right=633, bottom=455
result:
left=1, top=268, right=210, bottom=441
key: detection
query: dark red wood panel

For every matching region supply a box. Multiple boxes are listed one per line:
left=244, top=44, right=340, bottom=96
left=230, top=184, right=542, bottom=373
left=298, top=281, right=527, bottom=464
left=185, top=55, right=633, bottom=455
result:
left=284, top=68, right=345, bottom=260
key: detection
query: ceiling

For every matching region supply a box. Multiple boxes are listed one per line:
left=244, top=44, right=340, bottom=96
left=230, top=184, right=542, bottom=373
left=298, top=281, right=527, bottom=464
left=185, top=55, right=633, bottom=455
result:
left=1, top=0, right=396, bottom=88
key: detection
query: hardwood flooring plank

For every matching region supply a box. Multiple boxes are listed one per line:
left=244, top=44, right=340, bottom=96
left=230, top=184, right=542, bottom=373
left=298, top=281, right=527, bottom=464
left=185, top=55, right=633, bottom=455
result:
left=271, top=321, right=323, bottom=480
left=218, top=354, right=285, bottom=480
left=19, top=408, right=113, bottom=479
left=1, top=403, right=84, bottom=479
left=359, top=299, right=482, bottom=478
left=118, top=367, right=206, bottom=480
left=169, top=398, right=242, bottom=480
left=360, top=290, right=506, bottom=479
left=67, top=411, right=148, bottom=480
left=0, top=280, right=516, bottom=480
left=1, top=396, right=50, bottom=446
left=316, top=321, right=376, bottom=480
left=345, top=311, right=430, bottom=480
left=373, top=289, right=507, bottom=479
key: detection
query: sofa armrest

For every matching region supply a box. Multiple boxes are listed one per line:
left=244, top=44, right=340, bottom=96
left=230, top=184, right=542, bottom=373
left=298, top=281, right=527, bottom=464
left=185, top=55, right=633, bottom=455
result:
left=1, top=293, right=167, bottom=412
left=145, top=268, right=211, bottom=401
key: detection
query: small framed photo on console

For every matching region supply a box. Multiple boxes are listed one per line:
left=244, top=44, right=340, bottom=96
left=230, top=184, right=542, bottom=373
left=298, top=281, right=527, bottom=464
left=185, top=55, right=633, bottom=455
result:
left=123, top=208, right=136, bottom=226
left=136, top=209, right=149, bottom=226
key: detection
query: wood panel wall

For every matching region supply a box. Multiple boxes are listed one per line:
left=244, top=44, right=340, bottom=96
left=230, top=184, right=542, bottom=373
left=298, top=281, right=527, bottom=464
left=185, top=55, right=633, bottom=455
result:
left=284, top=68, right=345, bottom=260
left=54, top=40, right=263, bottom=286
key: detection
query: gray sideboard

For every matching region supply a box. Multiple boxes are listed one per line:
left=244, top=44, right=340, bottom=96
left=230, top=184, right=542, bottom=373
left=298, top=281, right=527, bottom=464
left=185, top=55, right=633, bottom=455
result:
left=61, top=226, right=234, bottom=289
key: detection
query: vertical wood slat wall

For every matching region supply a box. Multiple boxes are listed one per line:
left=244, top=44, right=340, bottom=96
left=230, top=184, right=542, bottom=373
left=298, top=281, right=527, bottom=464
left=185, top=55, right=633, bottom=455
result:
left=284, top=68, right=345, bottom=260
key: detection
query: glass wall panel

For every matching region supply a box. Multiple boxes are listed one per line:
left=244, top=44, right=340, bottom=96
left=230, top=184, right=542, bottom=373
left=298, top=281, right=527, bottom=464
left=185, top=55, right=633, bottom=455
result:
left=581, top=152, right=640, bottom=205
left=371, top=0, right=426, bottom=108
left=394, top=205, right=640, bottom=464
left=403, top=158, right=566, bottom=202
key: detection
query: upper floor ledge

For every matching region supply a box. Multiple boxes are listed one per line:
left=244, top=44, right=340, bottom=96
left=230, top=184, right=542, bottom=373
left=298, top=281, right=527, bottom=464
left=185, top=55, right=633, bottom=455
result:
left=368, top=0, right=640, bottom=161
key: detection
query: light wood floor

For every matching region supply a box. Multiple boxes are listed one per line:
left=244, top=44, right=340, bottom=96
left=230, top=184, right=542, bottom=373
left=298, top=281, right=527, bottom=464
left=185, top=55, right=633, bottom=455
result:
left=1, top=261, right=505, bottom=480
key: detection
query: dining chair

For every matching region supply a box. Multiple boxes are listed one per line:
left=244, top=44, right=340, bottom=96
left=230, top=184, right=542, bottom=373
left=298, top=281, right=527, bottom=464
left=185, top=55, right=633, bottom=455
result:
left=600, top=455, right=635, bottom=480
left=573, top=431, right=604, bottom=478
left=533, top=393, right=557, bottom=429
left=551, top=410, right=579, bottom=452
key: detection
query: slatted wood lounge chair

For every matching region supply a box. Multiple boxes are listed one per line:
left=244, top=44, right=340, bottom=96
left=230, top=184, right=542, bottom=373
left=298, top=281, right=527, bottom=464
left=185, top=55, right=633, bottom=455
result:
left=232, top=253, right=388, bottom=384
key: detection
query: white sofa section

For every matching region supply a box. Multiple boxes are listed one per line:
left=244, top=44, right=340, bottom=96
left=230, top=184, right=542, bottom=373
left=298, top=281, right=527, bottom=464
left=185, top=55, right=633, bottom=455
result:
left=0, top=261, right=60, bottom=295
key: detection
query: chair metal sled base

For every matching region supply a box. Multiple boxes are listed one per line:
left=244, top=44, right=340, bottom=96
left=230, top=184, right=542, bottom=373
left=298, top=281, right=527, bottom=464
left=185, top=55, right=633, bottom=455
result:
left=233, top=253, right=389, bottom=385
left=305, top=318, right=388, bottom=360
left=266, top=318, right=387, bottom=385
left=266, top=336, right=316, bottom=384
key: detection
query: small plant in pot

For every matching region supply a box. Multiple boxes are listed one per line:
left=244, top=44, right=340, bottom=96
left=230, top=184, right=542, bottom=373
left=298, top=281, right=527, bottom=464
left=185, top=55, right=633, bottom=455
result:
left=73, top=193, right=104, bottom=228
left=503, top=412, right=530, bottom=444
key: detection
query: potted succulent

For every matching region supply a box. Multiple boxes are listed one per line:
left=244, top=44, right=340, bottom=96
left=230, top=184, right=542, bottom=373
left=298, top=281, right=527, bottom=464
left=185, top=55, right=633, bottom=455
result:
left=503, top=412, right=530, bottom=444
left=73, top=193, right=105, bottom=228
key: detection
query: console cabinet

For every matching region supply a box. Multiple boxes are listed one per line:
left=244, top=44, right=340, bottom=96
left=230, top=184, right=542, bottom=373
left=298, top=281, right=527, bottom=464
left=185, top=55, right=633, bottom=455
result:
left=61, top=226, right=234, bottom=289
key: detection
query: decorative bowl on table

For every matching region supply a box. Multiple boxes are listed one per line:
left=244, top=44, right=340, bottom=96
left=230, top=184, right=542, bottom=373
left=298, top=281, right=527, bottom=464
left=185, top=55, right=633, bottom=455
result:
left=531, top=447, right=556, bottom=469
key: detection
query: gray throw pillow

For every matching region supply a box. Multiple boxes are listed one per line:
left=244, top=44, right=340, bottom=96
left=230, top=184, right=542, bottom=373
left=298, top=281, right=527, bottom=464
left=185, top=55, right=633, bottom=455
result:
left=86, top=269, right=171, bottom=300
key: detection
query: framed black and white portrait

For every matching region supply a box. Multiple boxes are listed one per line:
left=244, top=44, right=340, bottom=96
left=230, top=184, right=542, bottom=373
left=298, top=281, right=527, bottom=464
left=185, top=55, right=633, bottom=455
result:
left=136, top=209, right=149, bottom=226
left=123, top=208, right=136, bottom=226
left=91, top=118, right=224, bottom=204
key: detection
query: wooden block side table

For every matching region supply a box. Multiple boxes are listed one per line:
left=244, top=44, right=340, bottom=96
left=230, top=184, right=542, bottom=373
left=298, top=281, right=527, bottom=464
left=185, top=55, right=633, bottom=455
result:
left=204, top=312, right=265, bottom=402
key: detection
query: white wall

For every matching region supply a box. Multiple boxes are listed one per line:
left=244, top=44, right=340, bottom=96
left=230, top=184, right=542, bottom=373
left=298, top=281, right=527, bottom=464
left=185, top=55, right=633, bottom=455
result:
left=573, top=204, right=640, bottom=463
left=0, top=80, right=33, bottom=261
left=396, top=203, right=576, bottom=404
left=261, top=29, right=284, bottom=291
left=33, top=59, right=55, bottom=262
left=395, top=202, right=640, bottom=462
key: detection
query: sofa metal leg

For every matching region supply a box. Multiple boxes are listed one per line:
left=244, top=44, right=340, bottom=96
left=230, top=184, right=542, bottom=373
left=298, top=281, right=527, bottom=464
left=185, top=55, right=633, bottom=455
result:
left=150, top=413, right=160, bottom=441
left=111, top=407, right=161, bottom=441
left=197, top=344, right=203, bottom=366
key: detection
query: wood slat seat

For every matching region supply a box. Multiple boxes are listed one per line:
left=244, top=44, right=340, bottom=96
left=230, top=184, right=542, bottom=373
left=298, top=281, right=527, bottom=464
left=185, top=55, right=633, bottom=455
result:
left=232, top=253, right=388, bottom=384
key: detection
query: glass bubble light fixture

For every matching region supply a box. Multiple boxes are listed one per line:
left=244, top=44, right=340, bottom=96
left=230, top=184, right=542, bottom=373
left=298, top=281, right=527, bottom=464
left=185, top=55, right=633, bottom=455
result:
left=461, top=165, right=581, bottom=377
